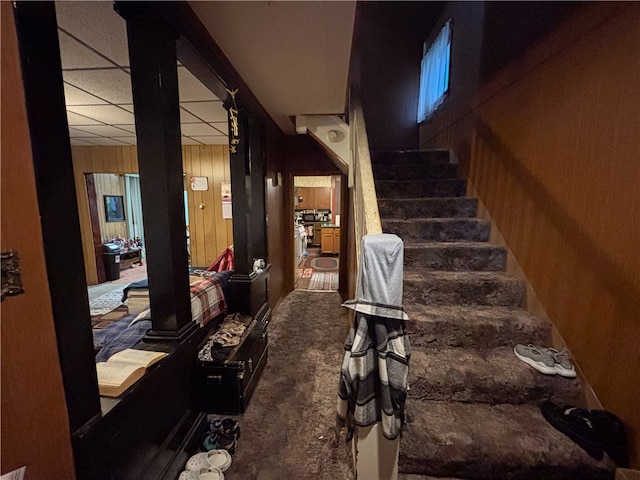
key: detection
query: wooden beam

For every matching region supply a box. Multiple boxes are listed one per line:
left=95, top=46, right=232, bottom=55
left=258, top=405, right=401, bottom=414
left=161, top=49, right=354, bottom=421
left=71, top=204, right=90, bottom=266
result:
left=13, top=0, right=101, bottom=432
left=117, top=3, right=193, bottom=338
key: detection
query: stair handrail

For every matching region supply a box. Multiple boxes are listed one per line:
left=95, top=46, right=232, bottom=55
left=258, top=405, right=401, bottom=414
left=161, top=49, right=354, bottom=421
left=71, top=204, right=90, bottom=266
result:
left=349, top=87, right=382, bottom=262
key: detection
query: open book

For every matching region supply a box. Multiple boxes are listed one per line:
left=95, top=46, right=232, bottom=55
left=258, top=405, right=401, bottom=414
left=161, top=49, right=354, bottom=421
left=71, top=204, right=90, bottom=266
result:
left=96, top=349, right=168, bottom=397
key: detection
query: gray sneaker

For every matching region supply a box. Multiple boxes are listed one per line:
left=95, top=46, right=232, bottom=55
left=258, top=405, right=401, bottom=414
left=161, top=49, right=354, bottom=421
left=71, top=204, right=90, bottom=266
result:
left=549, top=348, right=577, bottom=378
left=514, top=344, right=557, bottom=375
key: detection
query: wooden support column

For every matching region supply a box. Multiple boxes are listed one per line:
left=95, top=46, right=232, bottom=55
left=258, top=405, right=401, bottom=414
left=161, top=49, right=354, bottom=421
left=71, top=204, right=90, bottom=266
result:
left=118, top=4, right=193, bottom=339
left=227, top=101, right=269, bottom=317
left=13, top=1, right=101, bottom=433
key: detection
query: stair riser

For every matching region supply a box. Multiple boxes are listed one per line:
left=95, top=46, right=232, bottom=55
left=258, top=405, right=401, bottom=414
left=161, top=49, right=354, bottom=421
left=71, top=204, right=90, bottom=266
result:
left=404, top=246, right=506, bottom=272
left=372, top=150, right=450, bottom=165
left=409, top=377, right=581, bottom=406
left=373, top=164, right=459, bottom=181
left=378, top=198, right=478, bottom=219
left=383, top=220, right=490, bottom=243
left=408, top=351, right=582, bottom=405
left=376, top=179, right=466, bottom=198
left=407, top=316, right=549, bottom=349
left=404, top=277, right=525, bottom=307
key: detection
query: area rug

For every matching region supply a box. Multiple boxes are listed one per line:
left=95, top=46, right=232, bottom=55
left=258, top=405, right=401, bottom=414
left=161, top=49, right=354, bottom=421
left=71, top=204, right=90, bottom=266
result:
left=310, top=256, right=339, bottom=271
left=91, top=306, right=129, bottom=329
left=89, top=286, right=126, bottom=316
left=308, top=272, right=339, bottom=291
left=302, top=268, right=313, bottom=279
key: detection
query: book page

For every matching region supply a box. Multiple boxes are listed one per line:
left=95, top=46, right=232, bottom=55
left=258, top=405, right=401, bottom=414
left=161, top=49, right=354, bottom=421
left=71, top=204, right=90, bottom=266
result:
left=96, top=362, right=144, bottom=386
left=106, top=349, right=168, bottom=368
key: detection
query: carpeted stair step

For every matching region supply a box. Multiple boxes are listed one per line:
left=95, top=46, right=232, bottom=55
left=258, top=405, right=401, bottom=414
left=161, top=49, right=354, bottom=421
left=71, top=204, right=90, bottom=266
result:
left=400, top=401, right=615, bottom=480
left=404, top=243, right=506, bottom=272
left=399, top=476, right=468, bottom=480
left=383, top=218, right=490, bottom=243
left=378, top=197, right=478, bottom=219
left=373, top=163, right=459, bottom=181
left=405, top=304, right=550, bottom=349
left=371, top=149, right=450, bottom=166
left=404, top=271, right=525, bottom=307
left=376, top=179, right=466, bottom=198
left=408, top=347, right=582, bottom=405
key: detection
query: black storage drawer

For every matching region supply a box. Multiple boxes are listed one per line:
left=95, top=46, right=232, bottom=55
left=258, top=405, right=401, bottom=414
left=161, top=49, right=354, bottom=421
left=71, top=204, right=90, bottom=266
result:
left=197, top=319, right=268, bottom=414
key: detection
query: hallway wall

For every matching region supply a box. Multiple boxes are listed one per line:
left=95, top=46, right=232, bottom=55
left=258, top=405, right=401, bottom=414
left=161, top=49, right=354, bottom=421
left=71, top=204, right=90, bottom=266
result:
left=355, top=2, right=445, bottom=152
left=420, top=2, right=640, bottom=465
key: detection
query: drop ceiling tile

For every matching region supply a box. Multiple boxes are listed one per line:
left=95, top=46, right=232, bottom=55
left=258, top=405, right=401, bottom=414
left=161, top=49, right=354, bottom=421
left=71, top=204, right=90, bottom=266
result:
left=181, top=101, right=228, bottom=123
left=81, top=137, right=131, bottom=147
left=209, top=122, right=229, bottom=135
left=180, top=107, right=202, bottom=123
left=112, top=125, right=136, bottom=134
left=64, top=83, right=108, bottom=106
left=58, top=30, right=114, bottom=69
left=180, top=123, right=219, bottom=136
left=70, top=125, right=135, bottom=137
left=178, top=66, right=217, bottom=102
left=64, top=69, right=132, bottom=104
left=56, top=1, right=130, bottom=67
left=190, top=136, right=229, bottom=145
left=67, top=105, right=134, bottom=125
left=69, top=127, right=99, bottom=138
left=66, top=111, right=104, bottom=126
left=181, top=137, right=204, bottom=145
left=111, top=137, right=137, bottom=145
left=70, top=138, right=96, bottom=146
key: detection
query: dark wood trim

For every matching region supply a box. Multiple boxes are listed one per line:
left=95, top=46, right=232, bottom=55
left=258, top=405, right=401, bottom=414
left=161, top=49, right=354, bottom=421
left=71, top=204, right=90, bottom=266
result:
left=13, top=0, right=101, bottom=432
left=249, top=115, right=267, bottom=260
left=228, top=106, right=252, bottom=276
left=118, top=4, right=192, bottom=335
left=85, top=173, right=107, bottom=283
left=339, top=173, right=350, bottom=300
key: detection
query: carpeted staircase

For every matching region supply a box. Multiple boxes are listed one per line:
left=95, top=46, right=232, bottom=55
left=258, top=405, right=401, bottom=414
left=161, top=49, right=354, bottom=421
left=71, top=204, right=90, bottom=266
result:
left=373, top=150, right=614, bottom=480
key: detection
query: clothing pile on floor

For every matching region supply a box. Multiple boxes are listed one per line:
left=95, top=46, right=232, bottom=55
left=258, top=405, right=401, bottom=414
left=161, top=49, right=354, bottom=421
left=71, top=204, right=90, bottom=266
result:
left=179, top=417, right=240, bottom=480
left=198, top=312, right=252, bottom=362
left=513, top=343, right=629, bottom=467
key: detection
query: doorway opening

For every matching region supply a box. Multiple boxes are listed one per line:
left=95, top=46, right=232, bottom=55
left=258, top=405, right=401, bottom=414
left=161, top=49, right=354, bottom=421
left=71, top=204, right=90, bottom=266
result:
left=294, top=175, right=342, bottom=291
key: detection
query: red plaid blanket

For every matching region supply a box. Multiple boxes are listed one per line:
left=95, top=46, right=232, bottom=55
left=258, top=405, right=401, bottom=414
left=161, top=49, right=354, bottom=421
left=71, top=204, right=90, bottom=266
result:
left=190, top=277, right=228, bottom=327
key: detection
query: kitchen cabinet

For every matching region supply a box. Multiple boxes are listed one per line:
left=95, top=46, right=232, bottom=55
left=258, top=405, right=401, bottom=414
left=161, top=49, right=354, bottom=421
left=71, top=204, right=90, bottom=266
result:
left=296, top=187, right=331, bottom=210
left=321, top=226, right=340, bottom=254
left=314, top=187, right=331, bottom=209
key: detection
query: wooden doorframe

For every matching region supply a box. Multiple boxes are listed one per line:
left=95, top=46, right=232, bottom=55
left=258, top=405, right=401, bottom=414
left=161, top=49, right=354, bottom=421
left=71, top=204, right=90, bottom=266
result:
left=85, top=173, right=107, bottom=284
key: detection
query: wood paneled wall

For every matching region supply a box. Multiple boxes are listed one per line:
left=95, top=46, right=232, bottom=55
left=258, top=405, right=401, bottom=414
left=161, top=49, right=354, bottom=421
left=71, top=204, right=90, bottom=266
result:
left=1, top=3, right=75, bottom=477
left=420, top=3, right=640, bottom=465
left=182, top=145, right=233, bottom=269
left=73, top=145, right=232, bottom=284
left=94, top=173, right=127, bottom=242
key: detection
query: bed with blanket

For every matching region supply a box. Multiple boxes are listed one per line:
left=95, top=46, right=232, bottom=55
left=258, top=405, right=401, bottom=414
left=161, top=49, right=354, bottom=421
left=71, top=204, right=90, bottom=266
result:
left=94, top=269, right=233, bottom=362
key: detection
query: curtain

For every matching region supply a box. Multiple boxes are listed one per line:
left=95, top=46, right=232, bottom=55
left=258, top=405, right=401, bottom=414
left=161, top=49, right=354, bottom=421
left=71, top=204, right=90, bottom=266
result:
left=417, top=20, right=452, bottom=123
left=125, top=174, right=145, bottom=245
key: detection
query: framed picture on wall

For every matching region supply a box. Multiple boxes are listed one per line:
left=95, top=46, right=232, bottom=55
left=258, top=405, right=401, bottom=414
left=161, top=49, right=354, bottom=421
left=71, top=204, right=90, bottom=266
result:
left=104, top=195, right=125, bottom=222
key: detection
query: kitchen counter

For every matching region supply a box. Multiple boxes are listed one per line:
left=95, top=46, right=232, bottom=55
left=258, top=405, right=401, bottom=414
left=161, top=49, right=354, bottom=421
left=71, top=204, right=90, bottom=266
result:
left=320, top=224, right=339, bottom=228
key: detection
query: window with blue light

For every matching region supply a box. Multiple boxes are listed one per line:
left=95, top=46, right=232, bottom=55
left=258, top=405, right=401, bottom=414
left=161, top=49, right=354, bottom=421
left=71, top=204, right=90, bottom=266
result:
left=417, top=20, right=452, bottom=123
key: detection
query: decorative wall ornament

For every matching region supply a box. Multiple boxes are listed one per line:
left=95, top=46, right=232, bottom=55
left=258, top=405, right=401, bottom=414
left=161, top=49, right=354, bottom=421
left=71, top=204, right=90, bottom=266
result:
left=1, top=249, right=25, bottom=301
left=226, top=88, right=240, bottom=154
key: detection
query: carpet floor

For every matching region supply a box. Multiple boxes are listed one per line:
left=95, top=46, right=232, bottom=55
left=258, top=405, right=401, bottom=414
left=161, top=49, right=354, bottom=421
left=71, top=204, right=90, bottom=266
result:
left=223, top=289, right=354, bottom=479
